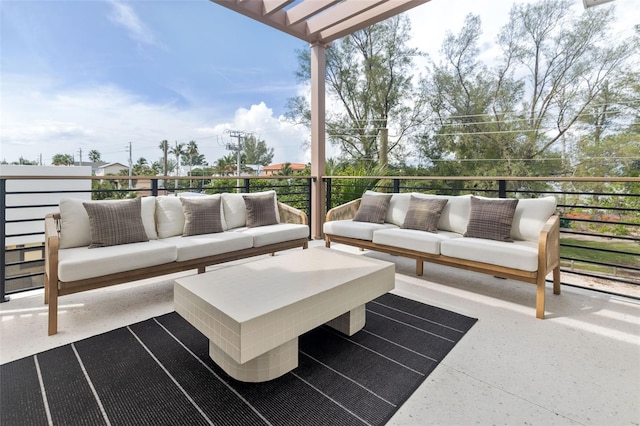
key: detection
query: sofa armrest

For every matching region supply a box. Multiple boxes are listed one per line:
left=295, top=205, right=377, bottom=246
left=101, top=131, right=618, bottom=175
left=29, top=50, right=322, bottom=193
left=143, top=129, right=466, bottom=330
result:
left=278, top=202, right=308, bottom=225
left=538, top=213, right=560, bottom=272
left=326, top=198, right=361, bottom=222
left=44, top=213, right=60, bottom=299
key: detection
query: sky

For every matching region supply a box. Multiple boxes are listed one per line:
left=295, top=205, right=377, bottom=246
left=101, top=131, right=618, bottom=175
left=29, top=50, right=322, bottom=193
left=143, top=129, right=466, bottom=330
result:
left=1, top=0, right=638, bottom=169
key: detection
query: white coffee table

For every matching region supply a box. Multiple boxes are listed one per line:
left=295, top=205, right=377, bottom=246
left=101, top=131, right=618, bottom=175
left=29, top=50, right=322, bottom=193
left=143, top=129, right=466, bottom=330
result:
left=174, top=247, right=395, bottom=382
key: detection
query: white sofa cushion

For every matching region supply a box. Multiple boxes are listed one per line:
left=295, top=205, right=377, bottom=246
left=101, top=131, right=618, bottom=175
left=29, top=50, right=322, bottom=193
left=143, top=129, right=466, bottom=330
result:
left=412, top=194, right=471, bottom=234
left=162, top=233, right=254, bottom=262
left=323, top=219, right=398, bottom=241
left=372, top=228, right=462, bottom=255
left=441, top=238, right=539, bottom=272
left=156, top=194, right=226, bottom=238
left=58, top=240, right=177, bottom=282
left=230, top=223, right=310, bottom=248
left=59, top=197, right=157, bottom=249
left=364, top=191, right=412, bottom=226
left=511, top=196, right=557, bottom=242
left=222, top=191, right=280, bottom=230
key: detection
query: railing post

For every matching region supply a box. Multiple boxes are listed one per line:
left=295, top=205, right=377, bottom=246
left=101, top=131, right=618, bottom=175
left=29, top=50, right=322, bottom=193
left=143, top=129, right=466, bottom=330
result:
left=307, top=178, right=313, bottom=237
left=498, top=180, right=507, bottom=198
left=325, top=178, right=332, bottom=211
left=244, top=178, right=250, bottom=193
left=1, top=178, right=8, bottom=302
left=151, top=178, right=158, bottom=197
left=393, top=179, right=400, bottom=193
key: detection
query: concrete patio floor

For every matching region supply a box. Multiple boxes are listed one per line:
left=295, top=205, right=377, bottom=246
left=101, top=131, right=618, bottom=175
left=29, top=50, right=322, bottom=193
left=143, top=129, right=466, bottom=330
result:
left=1, top=241, right=639, bottom=425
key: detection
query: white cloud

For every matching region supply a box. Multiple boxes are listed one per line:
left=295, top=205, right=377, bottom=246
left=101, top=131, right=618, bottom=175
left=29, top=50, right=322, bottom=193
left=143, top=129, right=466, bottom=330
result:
left=107, top=0, right=156, bottom=47
left=0, top=73, right=310, bottom=166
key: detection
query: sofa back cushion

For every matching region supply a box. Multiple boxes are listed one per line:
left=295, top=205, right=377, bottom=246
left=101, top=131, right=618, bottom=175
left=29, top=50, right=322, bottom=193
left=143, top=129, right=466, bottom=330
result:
left=511, top=196, right=557, bottom=242
left=156, top=194, right=226, bottom=238
left=363, top=191, right=412, bottom=226
left=83, top=198, right=149, bottom=248
left=180, top=196, right=225, bottom=236
left=411, top=194, right=471, bottom=234
left=221, top=191, right=280, bottom=230
left=59, top=197, right=157, bottom=249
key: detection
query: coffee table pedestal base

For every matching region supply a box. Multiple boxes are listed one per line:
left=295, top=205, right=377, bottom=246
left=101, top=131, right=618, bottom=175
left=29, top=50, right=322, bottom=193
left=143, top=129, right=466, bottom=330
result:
left=326, top=304, right=366, bottom=336
left=210, top=339, right=299, bottom=383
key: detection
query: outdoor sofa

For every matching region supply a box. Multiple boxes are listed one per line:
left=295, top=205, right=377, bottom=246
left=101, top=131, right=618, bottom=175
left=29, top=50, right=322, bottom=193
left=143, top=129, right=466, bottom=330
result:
left=324, top=191, right=561, bottom=318
left=44, top=191, right=309, bottom=335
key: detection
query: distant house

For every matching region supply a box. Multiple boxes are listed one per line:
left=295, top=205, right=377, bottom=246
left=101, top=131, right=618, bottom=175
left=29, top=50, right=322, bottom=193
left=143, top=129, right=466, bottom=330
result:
left=96, top=162, right=128, bottom=176
left=262, top=163, right=307, bottom=176
left=74, top=161, right=107, bottom=175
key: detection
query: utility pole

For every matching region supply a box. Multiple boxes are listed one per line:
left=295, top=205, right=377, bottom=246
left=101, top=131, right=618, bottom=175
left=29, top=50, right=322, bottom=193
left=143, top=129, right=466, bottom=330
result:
left=78, top=148, right=83, bottom=166
left=128, top=142, right=133, bottom=189
left=225, top=130, right=250, bottom=192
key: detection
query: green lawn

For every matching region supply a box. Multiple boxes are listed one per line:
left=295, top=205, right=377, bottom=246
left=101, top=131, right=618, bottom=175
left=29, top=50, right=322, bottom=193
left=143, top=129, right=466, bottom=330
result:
left=560, top=238, right=640, bottom=268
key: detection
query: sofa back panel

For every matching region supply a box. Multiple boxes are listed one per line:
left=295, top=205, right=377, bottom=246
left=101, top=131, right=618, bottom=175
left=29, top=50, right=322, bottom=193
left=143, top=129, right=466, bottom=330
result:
left=511, top=196, right=557, bottom=242
left=221, top=191, right=280, bottom=230
left=59, top=197, right=157, bottom=249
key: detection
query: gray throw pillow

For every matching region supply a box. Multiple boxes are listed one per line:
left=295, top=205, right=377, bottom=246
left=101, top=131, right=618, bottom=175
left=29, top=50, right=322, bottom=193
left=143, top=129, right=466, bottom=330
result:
left=353, top=194, right=392, bottom=224
left=180, top=197, right=224, bottom=236
left=401, top=196, right=448, bottom=232
left=82, top=198, right=149, bottom=248
left=243, top=194, right=278, bottom=228
left=464, top=196, right=519, bottom=242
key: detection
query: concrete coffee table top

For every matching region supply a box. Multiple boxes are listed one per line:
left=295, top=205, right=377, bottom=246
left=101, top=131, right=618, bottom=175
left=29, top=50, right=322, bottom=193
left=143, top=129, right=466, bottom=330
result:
left=174, top=247, right=395, bottom=382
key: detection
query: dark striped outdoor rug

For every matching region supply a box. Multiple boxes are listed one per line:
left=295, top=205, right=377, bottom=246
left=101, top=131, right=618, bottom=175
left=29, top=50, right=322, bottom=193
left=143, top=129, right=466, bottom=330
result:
left=1, top=293, right=476, bottom=426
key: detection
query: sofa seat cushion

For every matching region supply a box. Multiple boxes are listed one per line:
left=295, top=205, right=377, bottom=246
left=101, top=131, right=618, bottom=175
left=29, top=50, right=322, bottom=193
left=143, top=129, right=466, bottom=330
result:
left=372, top=229, right=462, bottom=255
left=229, top=223, right=310, bottom=248
left=440, top=238, right=539, bottom=272
left=323, top=220, right=398, bottom=241
left=58, top=240, right=177, bottom=282
left=163, top=233, right=254, bottom=262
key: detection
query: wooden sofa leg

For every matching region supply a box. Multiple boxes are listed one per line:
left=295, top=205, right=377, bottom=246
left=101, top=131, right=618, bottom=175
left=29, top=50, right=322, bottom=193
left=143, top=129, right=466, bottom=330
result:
left=553, top=266, right=561, bottom=295
left=325, top=238, right=331, bottom=248
left=416, top=260, right=423, bottom=276
left=48, top=286, right=58, bottom=335
left=536, top=279, right=546, bottom=319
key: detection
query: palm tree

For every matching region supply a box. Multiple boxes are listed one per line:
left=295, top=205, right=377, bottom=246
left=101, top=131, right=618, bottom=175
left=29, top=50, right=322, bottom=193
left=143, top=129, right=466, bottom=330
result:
left=184, top=140, right=199, bottom=187
left=159, top=140, right=169, bottom=176
left=169, top=142, right=185, bottom=190
left=51, top=154, right=74, bottom=166
left=88, top=149, right=101, bottom=163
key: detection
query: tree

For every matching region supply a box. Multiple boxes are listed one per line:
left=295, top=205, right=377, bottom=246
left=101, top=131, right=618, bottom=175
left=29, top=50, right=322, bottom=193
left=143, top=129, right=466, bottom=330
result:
left=88, top=150, right=101, bottom=163
left=243, top=135, right=274, bottom=165
left=51, top=154, right=74, bottom=166
left=417, top=0, right=635, bottom=185
left=169, top=142, right=185, bottom=189
left=132, top=157, right=154, bottom=176
left=287, top=14, right=428, bottom=168
left=159, top=140, right=169, bottom=176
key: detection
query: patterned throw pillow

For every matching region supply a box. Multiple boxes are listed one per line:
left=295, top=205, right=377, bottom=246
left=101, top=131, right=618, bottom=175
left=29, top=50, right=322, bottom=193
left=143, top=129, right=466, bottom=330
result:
left=243, top=194, right=278, bottom=228
left=353, top=194, right=392, bottom=224
left=82, top=198, right=149, bottom=248
left=180, top=197, right=224, bottom=236
left=401, top=196, right=448, bottom=233
left=464, top=196, right=519, bottom=242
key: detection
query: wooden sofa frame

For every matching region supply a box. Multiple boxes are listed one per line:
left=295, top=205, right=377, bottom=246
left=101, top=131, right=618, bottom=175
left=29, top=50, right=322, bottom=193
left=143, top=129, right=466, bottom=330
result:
left=324, top=198, right=561, bottom=319
left=44, top=202, right=308, bottom=335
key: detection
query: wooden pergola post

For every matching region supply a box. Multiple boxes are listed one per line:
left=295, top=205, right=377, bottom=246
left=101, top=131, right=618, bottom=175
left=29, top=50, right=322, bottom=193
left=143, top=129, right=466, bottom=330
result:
left=310, top=42, right=327, bottom=239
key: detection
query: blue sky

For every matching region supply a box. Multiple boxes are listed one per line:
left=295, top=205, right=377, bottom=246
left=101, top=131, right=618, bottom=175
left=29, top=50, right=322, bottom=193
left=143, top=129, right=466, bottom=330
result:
left=1, top=0, right=638, bottom=168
